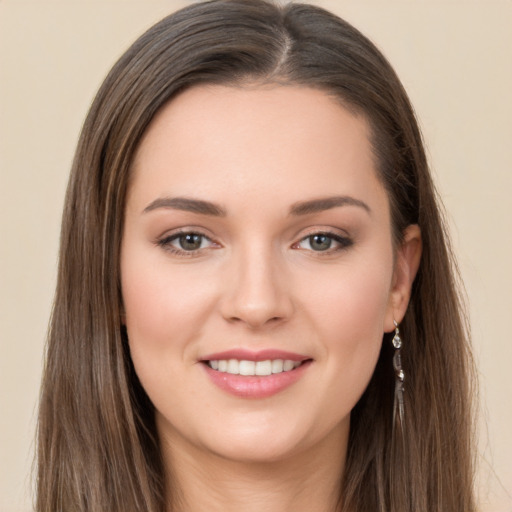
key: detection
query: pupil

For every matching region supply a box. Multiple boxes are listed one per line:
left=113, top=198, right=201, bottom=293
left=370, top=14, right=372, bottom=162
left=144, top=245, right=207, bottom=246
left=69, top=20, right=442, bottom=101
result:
left=310, top=234, right=331, bottom=251
left=180, top=234, right=202, bottom=250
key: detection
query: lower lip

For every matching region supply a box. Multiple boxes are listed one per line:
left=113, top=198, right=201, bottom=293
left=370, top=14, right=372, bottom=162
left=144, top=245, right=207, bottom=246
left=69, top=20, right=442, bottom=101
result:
left=202, top=361, right=312, bottom=399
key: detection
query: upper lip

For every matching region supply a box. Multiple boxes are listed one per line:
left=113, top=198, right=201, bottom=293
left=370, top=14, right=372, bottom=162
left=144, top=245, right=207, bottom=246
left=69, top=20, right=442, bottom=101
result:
left=201, top=348, right=311, bottom=362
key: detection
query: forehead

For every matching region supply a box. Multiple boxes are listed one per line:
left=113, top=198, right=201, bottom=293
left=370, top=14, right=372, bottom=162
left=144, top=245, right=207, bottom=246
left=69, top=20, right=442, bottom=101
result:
left=128, top=84, right=386, bottom=215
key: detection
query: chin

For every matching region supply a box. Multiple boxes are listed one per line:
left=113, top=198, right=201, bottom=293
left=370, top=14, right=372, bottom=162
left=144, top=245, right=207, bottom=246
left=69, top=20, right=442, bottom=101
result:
left=196, top=411, right=349, bottom=466
left=206, top=434, right=309, bottom=464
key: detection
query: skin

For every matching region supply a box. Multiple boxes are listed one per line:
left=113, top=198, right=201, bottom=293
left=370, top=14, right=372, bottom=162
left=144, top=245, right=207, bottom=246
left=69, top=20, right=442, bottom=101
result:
left=121, top=85, right=421, bottom=512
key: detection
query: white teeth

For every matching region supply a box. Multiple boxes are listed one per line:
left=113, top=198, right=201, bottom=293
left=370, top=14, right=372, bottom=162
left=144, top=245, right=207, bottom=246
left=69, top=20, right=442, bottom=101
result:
left=271, top=359, right=283, bottom=373
left=283, top=360, right=295, bottom=371
left=239, top=360, right=255, bottom=375
left=255, top=360, right=272, bottom=376
left=227, top=359, right=239, bottom=374
left=207, top=358, right=303, bottom=376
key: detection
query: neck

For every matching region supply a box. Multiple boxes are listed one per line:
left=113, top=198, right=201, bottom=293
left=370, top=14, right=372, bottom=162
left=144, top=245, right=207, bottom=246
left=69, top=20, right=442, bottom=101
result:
left=160, top=425, right=348, bottom=512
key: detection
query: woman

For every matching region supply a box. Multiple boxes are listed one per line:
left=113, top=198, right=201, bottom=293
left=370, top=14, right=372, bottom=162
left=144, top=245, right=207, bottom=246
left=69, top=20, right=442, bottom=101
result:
left=36, top=0, right=476, bottom=510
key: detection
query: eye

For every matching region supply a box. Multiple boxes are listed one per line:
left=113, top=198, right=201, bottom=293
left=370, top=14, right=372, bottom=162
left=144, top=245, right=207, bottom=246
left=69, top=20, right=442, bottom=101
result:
left=158, top=231, right=217, bottom=254
left=174, top=233, right=208, bottom=251
left=295, top=232, right=352, bottom=252
left=305, top=234, right=333, bottom=251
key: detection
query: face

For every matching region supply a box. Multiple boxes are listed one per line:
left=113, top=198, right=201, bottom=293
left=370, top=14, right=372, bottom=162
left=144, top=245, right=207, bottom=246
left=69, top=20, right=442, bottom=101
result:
left=121, top=85, right=401, bottom=464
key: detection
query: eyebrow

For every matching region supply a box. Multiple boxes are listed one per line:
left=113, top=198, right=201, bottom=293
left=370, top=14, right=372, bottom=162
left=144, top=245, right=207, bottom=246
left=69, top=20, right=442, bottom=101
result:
left=143, top=197, right=227, bottom=216
left=289, top=196, right=371, bottom=216
left=143, top=195, right=370, bottom=217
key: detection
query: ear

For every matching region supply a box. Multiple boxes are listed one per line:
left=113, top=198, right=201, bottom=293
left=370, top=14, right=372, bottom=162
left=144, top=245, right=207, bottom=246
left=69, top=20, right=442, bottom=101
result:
left=384, top=224, right=422, bottom=332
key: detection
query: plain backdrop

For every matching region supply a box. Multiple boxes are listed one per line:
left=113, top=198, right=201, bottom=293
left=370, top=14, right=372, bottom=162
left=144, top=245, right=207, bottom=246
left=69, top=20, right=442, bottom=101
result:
left=0, top=1, right=511, bottom=511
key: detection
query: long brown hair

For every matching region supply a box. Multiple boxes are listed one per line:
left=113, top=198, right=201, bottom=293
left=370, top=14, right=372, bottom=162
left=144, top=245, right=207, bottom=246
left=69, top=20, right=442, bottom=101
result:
left=36, top=1, right=476, bottom=510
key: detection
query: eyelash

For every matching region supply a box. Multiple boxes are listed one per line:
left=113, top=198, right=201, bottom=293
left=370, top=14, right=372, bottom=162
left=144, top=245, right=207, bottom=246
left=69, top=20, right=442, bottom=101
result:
left=156, top=229, right=353, bottom=257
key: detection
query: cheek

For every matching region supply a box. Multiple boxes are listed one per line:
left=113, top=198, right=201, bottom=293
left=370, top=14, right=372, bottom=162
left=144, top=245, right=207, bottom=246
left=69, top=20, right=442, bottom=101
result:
left=120, top=259, right=215, bottom=422
left=301, top=255, right=393, bottom=395
left=304, top=256, right=392, bottom=336
left=121, top=245, right=217, bottom=341
left=122, top=273, right=177, bottom=356
left=120, top=246, right=213, bottom=390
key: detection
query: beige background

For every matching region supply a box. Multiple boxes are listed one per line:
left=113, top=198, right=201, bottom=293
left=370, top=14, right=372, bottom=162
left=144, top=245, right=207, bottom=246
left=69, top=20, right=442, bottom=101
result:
left=1, top=1, right=511, bottom=511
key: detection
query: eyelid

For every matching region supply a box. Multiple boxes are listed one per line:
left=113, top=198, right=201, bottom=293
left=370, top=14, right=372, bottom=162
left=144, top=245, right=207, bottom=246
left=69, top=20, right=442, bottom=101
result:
left=155, top=224, right=218, bottom=244
left=296, top=225, right=350, bottom=238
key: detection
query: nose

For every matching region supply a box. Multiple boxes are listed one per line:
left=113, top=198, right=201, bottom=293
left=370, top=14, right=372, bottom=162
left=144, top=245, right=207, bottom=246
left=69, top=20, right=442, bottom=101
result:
left=219, top=244, right=294, bottom=329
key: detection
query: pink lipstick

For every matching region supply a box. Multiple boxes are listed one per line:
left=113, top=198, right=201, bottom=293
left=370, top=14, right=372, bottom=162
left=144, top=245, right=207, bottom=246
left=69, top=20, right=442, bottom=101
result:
left=200, top=349, right=312, bottom=399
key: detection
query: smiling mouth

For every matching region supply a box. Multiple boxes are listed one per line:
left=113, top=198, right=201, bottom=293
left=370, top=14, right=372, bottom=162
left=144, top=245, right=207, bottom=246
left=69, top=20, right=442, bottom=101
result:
left=205, top=359, right=309, bottom=376
left=201, top=353, right=313, bottom=398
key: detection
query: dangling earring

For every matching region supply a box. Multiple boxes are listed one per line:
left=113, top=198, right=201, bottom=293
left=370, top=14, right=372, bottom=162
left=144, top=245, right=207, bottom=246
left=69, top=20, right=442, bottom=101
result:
left=392, top=320, right=405, bottom=431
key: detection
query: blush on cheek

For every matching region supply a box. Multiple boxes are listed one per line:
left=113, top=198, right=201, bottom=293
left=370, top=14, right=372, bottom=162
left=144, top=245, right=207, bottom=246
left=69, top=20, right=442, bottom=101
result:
left=316, top=268, right=391, bottom=328
left=315, top=268, right=390, bottom=377
left=124, top=287, right=163, bottom=343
